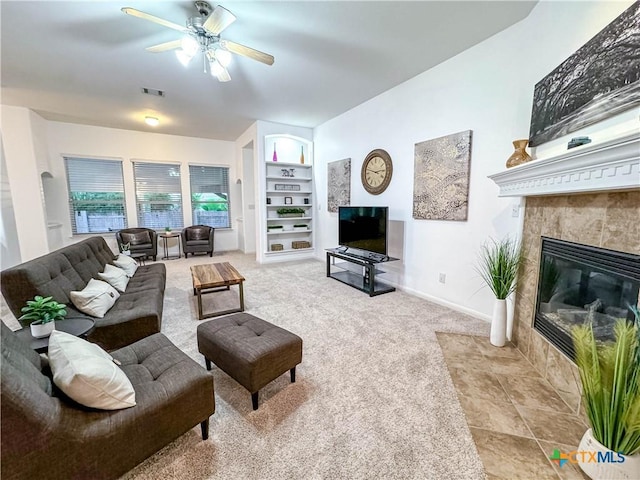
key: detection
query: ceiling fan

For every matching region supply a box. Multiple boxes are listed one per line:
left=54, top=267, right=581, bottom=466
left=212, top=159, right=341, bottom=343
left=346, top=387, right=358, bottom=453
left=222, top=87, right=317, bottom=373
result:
left=122, top=1, right=274, bottom=82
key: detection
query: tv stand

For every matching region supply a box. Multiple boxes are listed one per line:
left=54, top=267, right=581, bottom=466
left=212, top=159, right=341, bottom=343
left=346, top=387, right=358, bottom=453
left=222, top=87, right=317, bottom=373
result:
left=326, top=248, right=398, bottom=297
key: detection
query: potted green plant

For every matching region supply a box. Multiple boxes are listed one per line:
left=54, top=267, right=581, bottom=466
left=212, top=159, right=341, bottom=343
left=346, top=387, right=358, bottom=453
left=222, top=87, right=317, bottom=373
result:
left=293, top=224, right=308, bottom=231
left=572, top=313, right=640, bottom=479
left=277, top=208, right=305, bottom=218
left=19, top=295, right=67, bottom=338
left=165, top=226, right=172, bottom=233
left=475, top=237, right=523, bottom=347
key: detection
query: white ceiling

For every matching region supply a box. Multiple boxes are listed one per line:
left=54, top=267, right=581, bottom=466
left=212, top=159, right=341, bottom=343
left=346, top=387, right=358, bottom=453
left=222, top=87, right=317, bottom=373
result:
left=1, top=1, right=536, bottom=141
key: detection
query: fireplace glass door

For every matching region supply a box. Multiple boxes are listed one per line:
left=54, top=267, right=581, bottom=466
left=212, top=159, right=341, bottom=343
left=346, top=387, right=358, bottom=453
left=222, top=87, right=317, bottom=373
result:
left=534, top=237, right=639, bottom=361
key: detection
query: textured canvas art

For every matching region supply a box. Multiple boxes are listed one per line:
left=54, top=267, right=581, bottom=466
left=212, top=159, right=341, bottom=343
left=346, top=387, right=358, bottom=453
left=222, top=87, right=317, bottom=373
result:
left=327, top=158, right=351, bottom=212
left=529, top=2, right=640, bottom=147
left=413, top=130, right=472, bottom=221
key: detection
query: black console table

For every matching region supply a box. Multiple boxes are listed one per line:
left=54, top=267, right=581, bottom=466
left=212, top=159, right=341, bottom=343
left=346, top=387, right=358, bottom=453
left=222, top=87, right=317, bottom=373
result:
left=326, top=248, right=398, bottom=297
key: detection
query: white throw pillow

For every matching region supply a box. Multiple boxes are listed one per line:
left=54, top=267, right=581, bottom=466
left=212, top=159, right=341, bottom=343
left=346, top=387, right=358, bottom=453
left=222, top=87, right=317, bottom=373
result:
left=113, top=254, right=138, bottom=277
left=98, top=264, right=130, bottom=293
left=48, top=330, right=136, bottom=410
left=70, top=279, right=120, bottom=318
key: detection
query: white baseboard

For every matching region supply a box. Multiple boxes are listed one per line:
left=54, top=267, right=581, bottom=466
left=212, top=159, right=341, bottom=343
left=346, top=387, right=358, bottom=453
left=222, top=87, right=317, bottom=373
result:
left=397, top=285, right=492, bottom=323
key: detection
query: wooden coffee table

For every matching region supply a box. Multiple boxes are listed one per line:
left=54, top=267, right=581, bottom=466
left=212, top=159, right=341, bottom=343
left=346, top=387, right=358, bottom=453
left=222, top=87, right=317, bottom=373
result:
left=190, top=262, right=246, bottom=319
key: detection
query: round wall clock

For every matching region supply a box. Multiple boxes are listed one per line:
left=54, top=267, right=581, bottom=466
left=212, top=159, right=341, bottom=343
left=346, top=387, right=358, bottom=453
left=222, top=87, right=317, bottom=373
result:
left=361, top=149, right=393, bottom=195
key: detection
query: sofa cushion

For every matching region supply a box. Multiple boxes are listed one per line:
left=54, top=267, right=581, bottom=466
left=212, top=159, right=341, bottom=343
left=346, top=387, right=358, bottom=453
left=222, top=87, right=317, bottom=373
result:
left=121, top=231, right=151, bottom=246
left=187, top=227, right=210, bottom=241
left=48, top=330, right=136, bottom=410
left=113, top=254, right=139, bottom=277
left=70, top=279, right=120, bottom=318
left=98, top=264, right=130, bottom=292
left=0, top=322, right=52, bottom=395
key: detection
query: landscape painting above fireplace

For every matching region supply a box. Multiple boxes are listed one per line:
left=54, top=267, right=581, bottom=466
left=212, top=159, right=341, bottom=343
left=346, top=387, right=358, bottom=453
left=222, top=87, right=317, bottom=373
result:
left=534, top=237, right=640, bottom=361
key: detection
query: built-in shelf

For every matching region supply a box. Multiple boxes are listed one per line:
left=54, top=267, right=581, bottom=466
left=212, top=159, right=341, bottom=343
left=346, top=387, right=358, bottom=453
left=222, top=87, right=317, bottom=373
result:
left=488, top=129, right=639, bottom=197
left=266, top=247, right=313, bottom=254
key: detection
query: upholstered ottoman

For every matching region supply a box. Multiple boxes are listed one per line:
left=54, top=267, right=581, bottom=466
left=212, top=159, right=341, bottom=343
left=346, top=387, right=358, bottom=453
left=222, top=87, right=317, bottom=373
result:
left=197, top=313, right=303, bottom=410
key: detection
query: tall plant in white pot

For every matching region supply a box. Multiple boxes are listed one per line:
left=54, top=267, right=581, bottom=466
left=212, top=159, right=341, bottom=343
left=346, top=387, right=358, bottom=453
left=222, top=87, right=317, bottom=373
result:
left=476, top=237, right=523, bottom=347
left=572, top=313, right=640, bottom=479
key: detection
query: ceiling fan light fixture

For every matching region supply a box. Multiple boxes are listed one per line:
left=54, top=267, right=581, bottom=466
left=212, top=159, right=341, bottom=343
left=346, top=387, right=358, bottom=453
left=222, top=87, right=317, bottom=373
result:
left=181, top=35, right=199, bottom=57
left=215, top=48, right=232, bottom=67
left=175, top=49, right=193, bottom=67
left=209, top=59, right=224, bottom=77
left=144, top=116, right=160, bottom=127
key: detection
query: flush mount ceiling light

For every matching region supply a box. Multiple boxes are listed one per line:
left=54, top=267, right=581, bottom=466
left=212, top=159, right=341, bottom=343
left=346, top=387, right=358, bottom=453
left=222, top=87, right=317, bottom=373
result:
left=145, top=116, right=160, bottom=126
left=122, top=2, right=274, bottom=82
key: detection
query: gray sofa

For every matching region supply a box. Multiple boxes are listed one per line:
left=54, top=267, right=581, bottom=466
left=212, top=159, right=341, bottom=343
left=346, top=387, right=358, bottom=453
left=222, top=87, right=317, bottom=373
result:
left=1, top=236, right=165, bottom=351
left=0, top=321, right=215, bottom=480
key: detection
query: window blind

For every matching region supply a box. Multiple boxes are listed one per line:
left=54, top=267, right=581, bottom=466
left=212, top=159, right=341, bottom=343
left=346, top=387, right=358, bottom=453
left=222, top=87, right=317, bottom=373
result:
left=189, top=165, right=230, bottom=228
left=64, top=157, right=127, bottom=234
left=133, top=162, right=183, bottom=230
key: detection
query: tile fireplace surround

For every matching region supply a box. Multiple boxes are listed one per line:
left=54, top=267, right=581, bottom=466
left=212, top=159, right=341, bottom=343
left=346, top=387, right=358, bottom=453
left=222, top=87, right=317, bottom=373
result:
left=490, top=130, right=640, bottom=416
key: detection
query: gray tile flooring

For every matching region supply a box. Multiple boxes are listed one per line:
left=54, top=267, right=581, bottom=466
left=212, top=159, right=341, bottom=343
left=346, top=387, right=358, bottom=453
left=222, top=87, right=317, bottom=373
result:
left=436, top=333, right=589, bottom=480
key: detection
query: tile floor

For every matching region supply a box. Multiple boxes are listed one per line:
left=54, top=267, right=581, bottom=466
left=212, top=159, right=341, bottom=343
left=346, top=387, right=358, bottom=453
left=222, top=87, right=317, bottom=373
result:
left=436, top=332, right=590, bottom=480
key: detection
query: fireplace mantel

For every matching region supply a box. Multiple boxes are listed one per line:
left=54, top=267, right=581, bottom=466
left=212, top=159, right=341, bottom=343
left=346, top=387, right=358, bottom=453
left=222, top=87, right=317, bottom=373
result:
left=488, top=130, right=640, bottom=197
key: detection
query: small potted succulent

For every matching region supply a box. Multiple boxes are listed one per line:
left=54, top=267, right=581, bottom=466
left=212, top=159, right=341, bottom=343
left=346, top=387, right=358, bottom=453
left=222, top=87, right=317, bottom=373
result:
left=19, top=295, right=67, bottom=338
left=165, top=226, right=172, bottom=233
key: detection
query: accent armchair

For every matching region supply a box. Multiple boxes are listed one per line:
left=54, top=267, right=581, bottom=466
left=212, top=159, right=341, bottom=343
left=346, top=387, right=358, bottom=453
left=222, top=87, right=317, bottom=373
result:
left=181, top=225, right=215, bottom=258
left=116, top=228, right=158, bottom=261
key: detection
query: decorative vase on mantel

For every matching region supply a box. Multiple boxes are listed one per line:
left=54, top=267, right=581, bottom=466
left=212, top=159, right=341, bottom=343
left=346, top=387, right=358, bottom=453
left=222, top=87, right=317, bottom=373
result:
left=506, top=139, right=532, bottom=168
left=272, top=143, right=278, bottom=162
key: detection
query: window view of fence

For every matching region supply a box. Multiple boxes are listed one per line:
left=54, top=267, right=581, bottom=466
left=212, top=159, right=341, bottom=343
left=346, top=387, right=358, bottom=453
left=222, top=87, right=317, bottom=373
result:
left=65, top=158, right=127, bottom=234
left=134, top=162, right=184, bottom=230
left=190, top=165, right=230, bottom=228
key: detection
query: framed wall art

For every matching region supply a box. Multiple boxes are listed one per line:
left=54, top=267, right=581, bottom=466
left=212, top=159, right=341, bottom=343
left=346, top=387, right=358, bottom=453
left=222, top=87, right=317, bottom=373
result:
left=528, top=2, right=640, bottom=147
left=413, top=130, right=472, bottom=221
left=327, top=158, right=351, bottom=213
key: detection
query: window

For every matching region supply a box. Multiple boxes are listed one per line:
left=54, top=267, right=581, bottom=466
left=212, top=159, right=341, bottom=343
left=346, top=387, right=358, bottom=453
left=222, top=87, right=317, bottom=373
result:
left=189, top=165, right=230, bottom=228
left=64, top=157, right=127, bottom=234
left=133, top=162, right=183, bottom=230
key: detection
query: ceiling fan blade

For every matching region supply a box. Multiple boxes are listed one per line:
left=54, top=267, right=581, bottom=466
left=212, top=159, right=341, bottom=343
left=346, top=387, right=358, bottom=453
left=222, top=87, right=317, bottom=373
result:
left=203, top=5, right=236, bottom=35
left=121, top=7, right=187, bottom=33
left=220, top=40, right=274, bottom=66
left=216, top=67, right=231, bottom=82
left=146, top=39, right=182, bottom=53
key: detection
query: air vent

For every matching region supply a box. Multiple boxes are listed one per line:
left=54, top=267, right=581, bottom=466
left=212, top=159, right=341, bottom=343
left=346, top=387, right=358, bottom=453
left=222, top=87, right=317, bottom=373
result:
left=141, top=87, right=165, bottom=97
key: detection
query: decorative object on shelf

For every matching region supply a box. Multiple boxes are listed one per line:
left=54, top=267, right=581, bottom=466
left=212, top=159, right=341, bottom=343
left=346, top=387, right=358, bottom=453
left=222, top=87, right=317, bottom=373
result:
left=284, top=197, right=293, bottom=205
left=528, top=2, right=640, bottom=147
left=165, top=226, right=172, bottom=233
left=273, top=143, right=278, bottom=162
left=271, top=243, right=283, bottom=251
left=274, top=184, right=301, bottom=191
left=361, top=149, right=393, bottom=195
left=293, top=224, right=308, bottom=231
left=505, top=139, right=532, bottom=168
left=281, top=168, right=296, bottom=177
left=292, top=241, right=311, bottom=249
left=267, top=225, right=283, bottom=229
left=327, top=158, right=351, bottom=212
left=475, top=237, right=523, bottom=347
left=277, top=208, right=305, bottom=218
left=567, top=136, right=592, bottom=149
left=266, top=197, right=271, bottom=204
left=300, top=146, right=305, bottom=164
left=304, top=198, right=309, bottom=205
left=413, top=130, right=472, bottom=221
left=19, top=295, right=67, bottom=338
left=572, top=314, right=640, bottom=479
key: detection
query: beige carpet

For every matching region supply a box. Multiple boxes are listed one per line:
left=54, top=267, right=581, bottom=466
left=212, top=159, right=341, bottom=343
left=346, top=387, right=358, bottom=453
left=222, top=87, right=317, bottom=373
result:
left=3, top=250, right=491, bottom=479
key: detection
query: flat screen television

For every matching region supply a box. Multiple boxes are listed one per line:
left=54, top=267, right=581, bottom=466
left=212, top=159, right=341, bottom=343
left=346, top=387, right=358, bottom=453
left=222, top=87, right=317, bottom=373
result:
left=338, top=206, right=388, bottom=255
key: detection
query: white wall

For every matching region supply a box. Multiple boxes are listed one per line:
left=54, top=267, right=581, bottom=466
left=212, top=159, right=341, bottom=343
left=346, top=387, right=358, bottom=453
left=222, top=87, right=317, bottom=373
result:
left=313, top=0, right=636, bottom=321
left=0, top=137, right=22, bottom=268
left=0, top=106, right=50, bottom=261
left=43, top=121, right=237, bottom=252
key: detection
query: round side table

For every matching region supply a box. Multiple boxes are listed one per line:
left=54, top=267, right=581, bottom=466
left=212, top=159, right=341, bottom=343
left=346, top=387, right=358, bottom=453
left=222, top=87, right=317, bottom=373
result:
left=16, top=317, right=96, bottom=353
left=160, top=232, right=181, bottom=260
